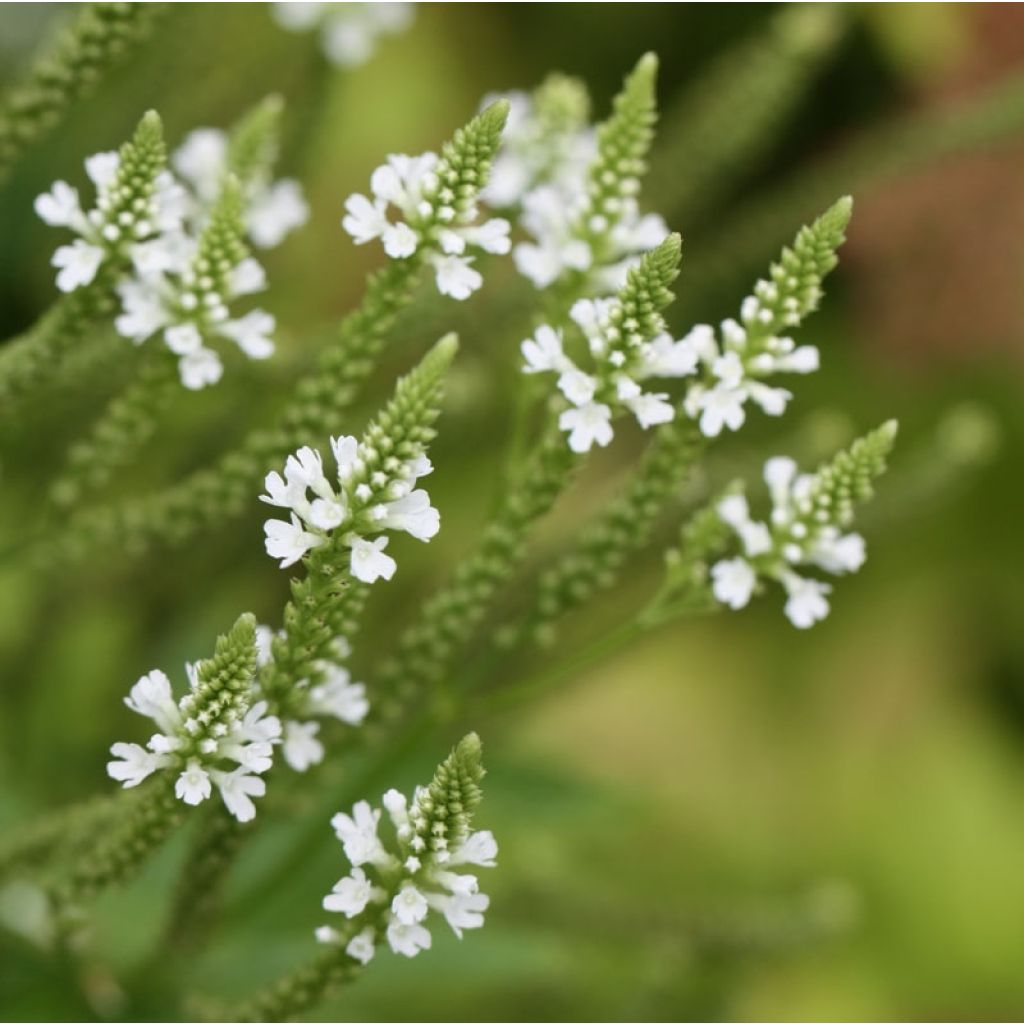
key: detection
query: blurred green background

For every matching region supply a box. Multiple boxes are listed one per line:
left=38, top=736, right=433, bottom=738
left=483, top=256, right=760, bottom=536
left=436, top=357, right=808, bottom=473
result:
left=2, top=3, right=1024, bottom=1020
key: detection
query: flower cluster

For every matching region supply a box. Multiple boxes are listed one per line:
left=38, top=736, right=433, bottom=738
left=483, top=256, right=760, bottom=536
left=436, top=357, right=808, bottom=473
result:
left=272, top=2, right=414, bottom=67
left=682, top=196, right=852, bottom=437
left=172, top=125, right=309, bottom=249
left=710, top=421, right=897, bottom=628
left=106, top=615, right=277, bottom=821
left=511, top=54, right=667, bottom=292
left=112, top=181, right=275, bottom=389
left=261, top=435, right=439, bottom=578
left=35, top=108, right=308, bottom=389
left=254, top=626, right=369, bottom=773
left=521, top=235, right=685, bottom=453
left=342, top=149, right=511, bottom=301
left=315, top=733, right=495, bottom=962
left=481, top=76, right=595, bottom=210
left=34, top=112, right=184, bottom=294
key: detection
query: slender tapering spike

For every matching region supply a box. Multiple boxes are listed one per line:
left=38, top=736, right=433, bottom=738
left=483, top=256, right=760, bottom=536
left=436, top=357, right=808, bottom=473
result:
left=0, top=3, right=168, bottom=182
left=228, top=94, right=284, bottom=185
left=616, top=232, right=682, bottom=337
left=810, top=419, right=898, bottom=525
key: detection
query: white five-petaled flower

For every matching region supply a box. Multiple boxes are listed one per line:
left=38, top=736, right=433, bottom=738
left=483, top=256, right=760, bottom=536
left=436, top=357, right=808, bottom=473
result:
left=709, top=455, right=868, bottom=629
left=317, top=786, right=497, bottom=963
left=112, top=237, right=276, bottom=391
left=35, top=150, right=187, bottom=293
left=681, top=281, right=822, bottom=439
left=521, top=294, right=701, bottom=453
left=106, top=660, right=281, bottom=822
left=261, top=437, right=439, bottom=583
left=341, top=150, right=510, bottom=300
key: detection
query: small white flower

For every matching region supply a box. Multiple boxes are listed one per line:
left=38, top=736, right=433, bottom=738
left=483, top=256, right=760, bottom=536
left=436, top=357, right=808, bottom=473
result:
left=558, top=402, right=613, bottom=454
left=434, top=890, right=489, bottom=939
left=175, top=759, right=213, bottom=806
left=521, top=324, right=569, bottom=375
left=345, top=926, right=377, bottom=965
left=248, top=179, right=309, bottom=249
left=210, top=768, right=266, bottom=823
left=219, top=309, right=276, bottom=360
left=378, top=490, right=440, bottom=541
left=711, top=558, right=757, bottom=610
left=781, top=572, right=832, bottom=629
left=308, top=665, right=369, bottom=726
left=695, top=385, right=746, bottom=437
left=391, top=883, right=429, bottom=925
left=52, top=240, right=104, bottom=292
left=324, top=867, right=385, bottom=917
left=178, top=347, right=223, bottom=390
left=386, top=919, right=432, bottom=958
left=264, top=513, right=325, bottom=568
left=124, top=669, right=182, bottom=735
left=432, top=254, right=482, bottom=300
left=331, top=801, right=391, bottom=867
left=282, top=719, right=324, bottom=772
left=106, top=742, right=170, bottom=787
left=34, top=181, right=84, bottom=229
left=626, top=390, right=674, bottom=430
left=349, top=535, right=397, bottom=584
left=448, top=830, right=498, bottom=868
left=556, top=367, right=597, bottom=407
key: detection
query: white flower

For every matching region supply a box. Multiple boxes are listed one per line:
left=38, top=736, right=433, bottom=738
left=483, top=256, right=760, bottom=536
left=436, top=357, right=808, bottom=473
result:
left=558, top=402, right=613, bottom=453
left=625, top=390, right=674, bottom=429
left=210, top=768, right=266, bottom=823
left=34, top=180, right=86, bottom=229
left=711, top=558, right=757, bottom=610
left=391, top=883, right=429, bottom=925
left=282, top=720, right=324, bottom=772
left=556, top=367, right=597, bottom=407
left=331, top=801, right=391, bottom=867
left=448, top=830, right=498, bottom=868
left=808, top=529, right=866, bottom=574
left=342, top=147, right=505, bottom=300
left=248, top=179, right=309, bottom=249
left=172, top=128, right=228, bottom=203
left=378, top=490, right=440, bottom=541
left=349, top=535, right=397, bottom=584
left=521, top=324, right=569, bottom=375
left=175, top=759, right=213, bottom=806
left=386, top=919, right=432, bottom=958
left=52, top=240, right=104, bottom=292
left=264, top=513, right=325, bottom=568
left=124, top=669, right=182, bottom=735
left=235, top=700, right=283, bottom=745
left=308, top=665, right=369, bottom=726
left=219, top=310, right=276, bottom=360
left=345, top=926, right=377, bottom=965
left=324, top=867, right=385, bottom=918
left=179, top=346, right=221, bottom=390
left=432, top=254, right=482, bottom=300
left=106, top=742, right=170, bottom=787
left=781, top=573, right=832, bottom=629
left=692, top=384, right=747, bottom=437
left=432, top=891, right=489, bottom=939
left=513, top=185, right=591, bottom=288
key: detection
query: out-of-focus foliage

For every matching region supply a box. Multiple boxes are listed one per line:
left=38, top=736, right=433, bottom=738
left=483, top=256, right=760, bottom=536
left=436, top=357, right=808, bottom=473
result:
left=1, top=4, right=1024, bottom=1021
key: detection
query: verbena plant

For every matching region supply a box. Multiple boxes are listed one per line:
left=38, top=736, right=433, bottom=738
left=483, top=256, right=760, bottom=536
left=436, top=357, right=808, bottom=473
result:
left=10, top=5, right=1001, bottom=1020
